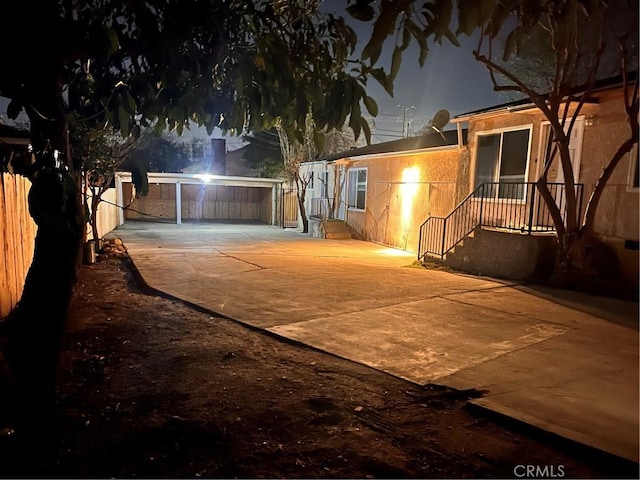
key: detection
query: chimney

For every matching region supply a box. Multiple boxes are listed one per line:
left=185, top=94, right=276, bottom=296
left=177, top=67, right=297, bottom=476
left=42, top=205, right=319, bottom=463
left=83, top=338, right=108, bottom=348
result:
left=210, top=138, right=226, bottom=175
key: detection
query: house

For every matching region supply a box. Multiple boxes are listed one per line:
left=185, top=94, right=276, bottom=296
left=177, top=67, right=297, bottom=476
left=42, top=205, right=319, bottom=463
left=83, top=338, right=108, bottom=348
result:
left=302, top=75, right=638, bottom=294
left=300, top=129, right=467, bottom=248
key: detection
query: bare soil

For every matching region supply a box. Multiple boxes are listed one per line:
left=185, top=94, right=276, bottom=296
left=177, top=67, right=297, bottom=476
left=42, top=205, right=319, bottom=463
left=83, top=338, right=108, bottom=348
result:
left=1, top=251, right=638, bottom=478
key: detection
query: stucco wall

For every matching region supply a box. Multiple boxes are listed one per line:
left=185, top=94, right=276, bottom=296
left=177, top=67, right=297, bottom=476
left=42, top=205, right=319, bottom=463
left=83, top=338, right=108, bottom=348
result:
left=443, top=228, right=557, bottom=281
left=343, top=147, right=463, bottom=253
left=464, top=87, right=638, bottom=290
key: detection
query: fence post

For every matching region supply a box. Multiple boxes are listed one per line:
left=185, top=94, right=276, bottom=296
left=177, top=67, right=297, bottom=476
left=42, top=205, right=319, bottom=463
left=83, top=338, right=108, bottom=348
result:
left=478, top=184, right=485, bottom=227
left=527, top=182, right=535, bottom=234
left=440, top=217, right=447, bottom=258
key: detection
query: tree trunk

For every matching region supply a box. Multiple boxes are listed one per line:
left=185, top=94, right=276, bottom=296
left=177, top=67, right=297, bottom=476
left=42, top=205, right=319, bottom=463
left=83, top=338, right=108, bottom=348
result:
left=298, top=196, right=309, bottom=233
left=90, top=187, right=101, bottom=244
left=551, top=229, right=622, bottom=297
left=0, top=89, right=84, bottom=459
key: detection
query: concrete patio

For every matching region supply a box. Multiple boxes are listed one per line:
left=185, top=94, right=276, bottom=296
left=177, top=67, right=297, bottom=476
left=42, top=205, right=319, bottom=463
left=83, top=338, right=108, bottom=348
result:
left=111, top=220, right=639, bottom=463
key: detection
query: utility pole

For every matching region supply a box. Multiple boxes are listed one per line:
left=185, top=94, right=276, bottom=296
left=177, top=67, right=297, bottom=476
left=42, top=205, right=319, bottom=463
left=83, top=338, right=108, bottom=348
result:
left=398, top=104, right=415, bottom=138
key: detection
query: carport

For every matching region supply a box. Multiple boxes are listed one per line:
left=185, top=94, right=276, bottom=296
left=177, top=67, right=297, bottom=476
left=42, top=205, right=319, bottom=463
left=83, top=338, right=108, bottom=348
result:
left=115, top=171, right=284, bottom=226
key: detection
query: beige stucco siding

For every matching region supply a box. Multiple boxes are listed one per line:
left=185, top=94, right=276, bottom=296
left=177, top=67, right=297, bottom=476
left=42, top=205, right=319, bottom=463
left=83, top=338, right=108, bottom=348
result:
left=464, top=89, right=637, bottom=242
left=344, top=147, right=463, bottom=252
left=463, top=86, right=638, bottom=290
left=578, top=88, right=638, bottom=241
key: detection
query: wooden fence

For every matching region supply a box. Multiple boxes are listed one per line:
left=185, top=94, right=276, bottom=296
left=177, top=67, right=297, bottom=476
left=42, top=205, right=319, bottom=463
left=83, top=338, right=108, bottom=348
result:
left=86, top=188, right=119, bottom=241
left=1, top=179, right=121, bottom=319
left=0, top=173, right=37, bottom=319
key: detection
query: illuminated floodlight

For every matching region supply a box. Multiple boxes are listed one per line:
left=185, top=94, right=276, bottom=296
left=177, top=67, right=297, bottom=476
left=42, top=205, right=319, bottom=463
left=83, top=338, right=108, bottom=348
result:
left=195, top=174, right=215, bottom=183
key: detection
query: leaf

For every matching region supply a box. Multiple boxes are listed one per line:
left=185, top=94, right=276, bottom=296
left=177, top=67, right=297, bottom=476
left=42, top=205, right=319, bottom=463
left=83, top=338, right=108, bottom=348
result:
left=349, top=102, right=362, bottom=140
left=313, top=130, right=325, bottom=152
left=443, top=29, right=460, bottom=47
left=106, top=28, right=120, bottom=56
left=456, top=0, right=480, bottom=36
left=370, top=68, right=391, bottom=95
left=502, top=27, right=522, bottom=61
left=122, top=90, right=137, bottom=114
left=390, top=46, right=402, bottom=82
left=363, top=95, right=378, bottom=117
left=478, top=0, right=496, bottom=25
left=254, top=53, right=266, bottom=70
left=131, top=162, right=149, bottom=198
left=346, top=3, right=375, bottom=22
left=359, top=116, right=372, bottom=145
left=118, top=105, right=130, bottom=138
left=401, top=25, right=411, bottom=50
left=361, top=1, right=404, bottom=62
left=6, top=99, right=22, bottom=120
left=405, top=20, right=429, bottom=67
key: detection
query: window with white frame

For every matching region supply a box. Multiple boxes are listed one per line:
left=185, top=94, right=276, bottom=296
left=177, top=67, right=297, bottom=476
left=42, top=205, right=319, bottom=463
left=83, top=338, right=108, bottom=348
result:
left=307, top=169, right=314, bottom=190
left=474, top=127, right=531, bottom=200
left=347, top=168, right=367, bottom=210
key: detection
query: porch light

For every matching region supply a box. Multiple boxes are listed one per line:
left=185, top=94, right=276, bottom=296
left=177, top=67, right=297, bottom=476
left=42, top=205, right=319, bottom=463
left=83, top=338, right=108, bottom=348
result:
left=400, top=167, right=420, bottom=223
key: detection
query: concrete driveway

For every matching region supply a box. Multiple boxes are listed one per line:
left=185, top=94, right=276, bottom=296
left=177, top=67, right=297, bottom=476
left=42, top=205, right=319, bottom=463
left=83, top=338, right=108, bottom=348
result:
left=112, top=221, right=639, bottom=463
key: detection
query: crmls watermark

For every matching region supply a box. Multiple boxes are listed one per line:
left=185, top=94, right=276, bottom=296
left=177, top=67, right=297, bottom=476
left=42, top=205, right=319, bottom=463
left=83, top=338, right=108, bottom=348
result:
left=513, top=464, right=566, bottom=478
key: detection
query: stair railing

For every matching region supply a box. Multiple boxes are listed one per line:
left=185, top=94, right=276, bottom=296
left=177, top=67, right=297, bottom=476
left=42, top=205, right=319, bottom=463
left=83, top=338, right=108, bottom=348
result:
left=417, top=182, right=584, bottom=261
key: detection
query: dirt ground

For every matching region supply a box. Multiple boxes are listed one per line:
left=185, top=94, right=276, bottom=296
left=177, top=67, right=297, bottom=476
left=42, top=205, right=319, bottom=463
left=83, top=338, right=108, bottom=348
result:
left=1, top=249, right=638, bottom=479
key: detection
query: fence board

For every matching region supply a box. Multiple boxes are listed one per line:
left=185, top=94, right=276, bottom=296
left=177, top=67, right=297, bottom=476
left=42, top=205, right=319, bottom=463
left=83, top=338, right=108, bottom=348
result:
left=0, top=173, right=37, bottom=319
left=0, top=175, right=10, bottom=317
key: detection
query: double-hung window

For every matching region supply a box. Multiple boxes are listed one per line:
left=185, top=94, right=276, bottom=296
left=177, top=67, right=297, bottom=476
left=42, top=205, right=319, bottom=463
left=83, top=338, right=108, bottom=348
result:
left=347, top=168, right=367, bottom=210
left=474, top=127, right=531, bottom=200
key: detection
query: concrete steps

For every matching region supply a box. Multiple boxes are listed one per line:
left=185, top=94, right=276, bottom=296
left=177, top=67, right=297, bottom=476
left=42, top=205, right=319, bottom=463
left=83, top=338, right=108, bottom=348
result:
left=322, top=219, right=352, bottom=240
left=424, top=227, right=556, bottom=281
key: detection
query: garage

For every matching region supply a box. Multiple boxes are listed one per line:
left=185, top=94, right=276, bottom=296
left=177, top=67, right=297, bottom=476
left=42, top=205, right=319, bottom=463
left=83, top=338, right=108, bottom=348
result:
left=115, top=172, right=284, bottom=226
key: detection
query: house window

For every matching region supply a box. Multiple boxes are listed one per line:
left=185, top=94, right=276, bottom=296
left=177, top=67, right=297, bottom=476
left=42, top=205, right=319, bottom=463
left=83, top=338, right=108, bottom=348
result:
left=307, top=170, right=314, bottom=190
left=347, top=168, right=367, bottom=210
left=474, top=127, right=531, bottom=199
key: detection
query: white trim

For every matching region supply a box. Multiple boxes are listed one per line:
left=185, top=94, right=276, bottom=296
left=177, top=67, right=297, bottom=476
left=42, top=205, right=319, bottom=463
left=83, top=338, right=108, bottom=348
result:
left=536, top=116, right=585, bottom=183
left=115, top=171, right=284, bottom=189
left=347, top=167, right=367, bottom=211
left=470, top=124, right=534, bottom=199
left=343, top=145, right=458, bottom=163
left=175, top=181, right=182, bottom=224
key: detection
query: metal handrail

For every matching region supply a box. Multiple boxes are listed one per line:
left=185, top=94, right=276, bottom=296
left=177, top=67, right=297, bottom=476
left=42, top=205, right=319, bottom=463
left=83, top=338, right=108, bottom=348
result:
left=417, top=182, right=584, bottom=261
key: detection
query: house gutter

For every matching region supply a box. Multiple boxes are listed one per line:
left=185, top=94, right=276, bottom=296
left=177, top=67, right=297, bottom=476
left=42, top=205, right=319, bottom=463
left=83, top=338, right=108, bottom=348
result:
left=335, top=144, right=460, bottom=164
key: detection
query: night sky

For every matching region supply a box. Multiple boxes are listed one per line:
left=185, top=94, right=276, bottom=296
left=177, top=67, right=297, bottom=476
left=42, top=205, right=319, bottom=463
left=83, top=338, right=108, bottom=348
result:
left=0, top=2, right=507, bottom=149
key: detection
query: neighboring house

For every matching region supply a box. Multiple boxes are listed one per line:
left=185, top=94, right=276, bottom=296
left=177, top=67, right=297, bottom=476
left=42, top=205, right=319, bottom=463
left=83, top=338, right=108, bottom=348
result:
left=303, top=75, right=638, bottom=293
left=301, top=129, right=466, bottom=250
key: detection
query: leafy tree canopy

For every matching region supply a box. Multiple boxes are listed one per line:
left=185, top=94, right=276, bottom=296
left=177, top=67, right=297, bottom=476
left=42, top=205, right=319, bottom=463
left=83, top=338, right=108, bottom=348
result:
left=1, top=0, right=383, bottom=158
left=347, top=0, right=637, bottom=94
